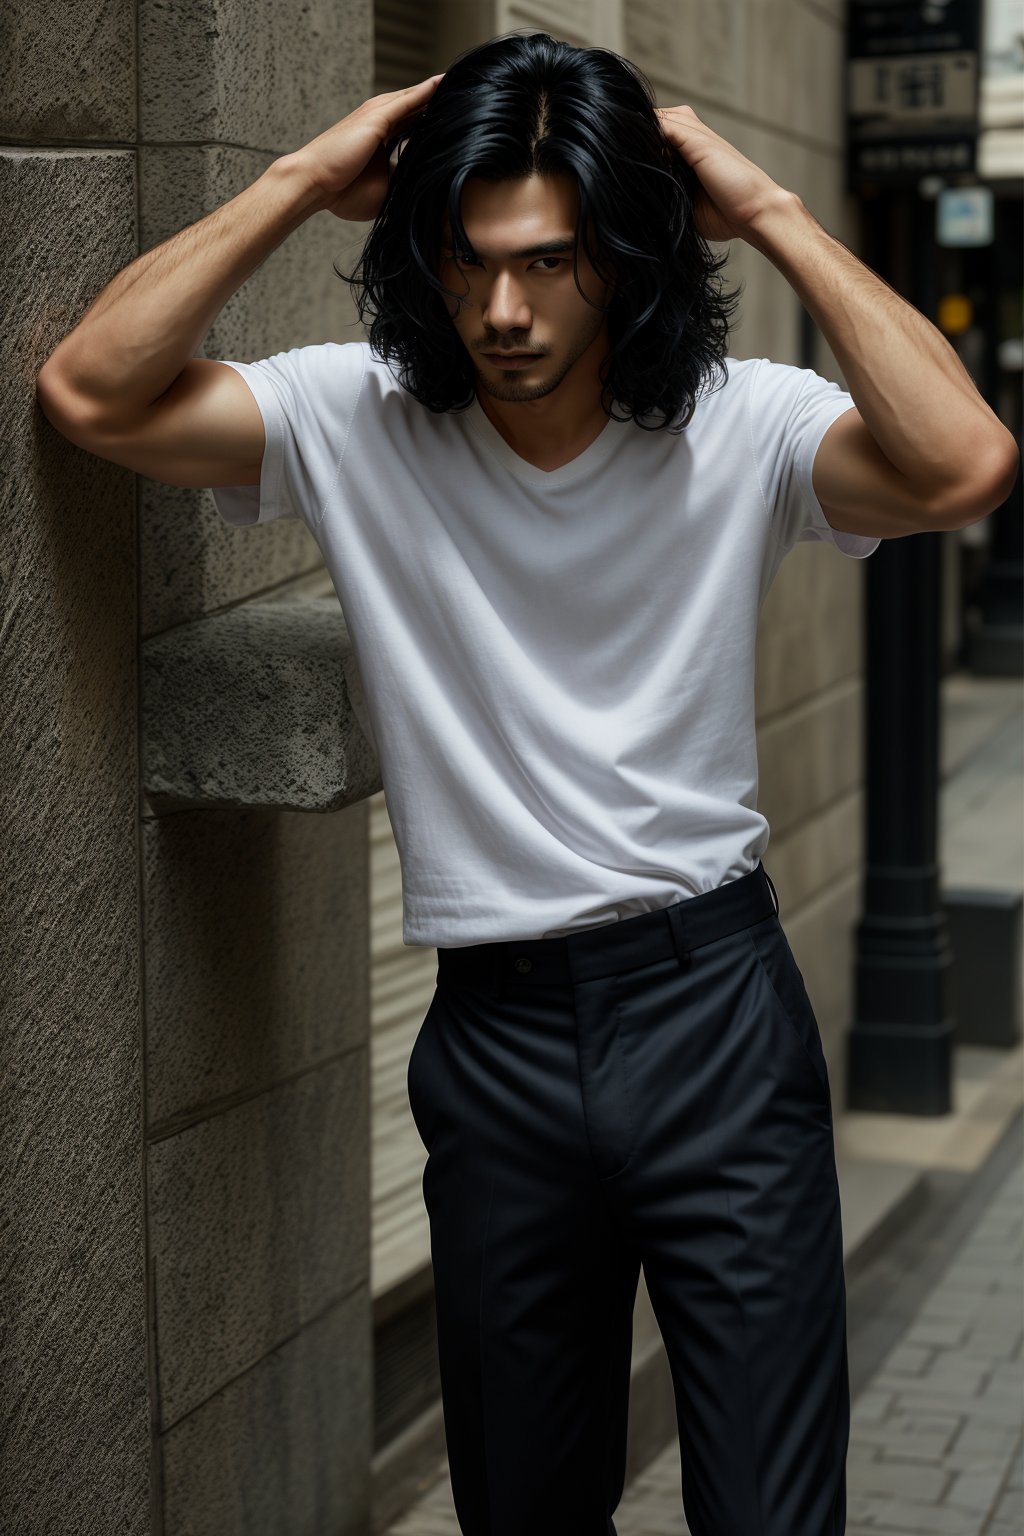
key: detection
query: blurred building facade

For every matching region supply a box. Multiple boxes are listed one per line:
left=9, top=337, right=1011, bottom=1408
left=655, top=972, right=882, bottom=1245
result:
left=845, top=0, right=1022, bottom=676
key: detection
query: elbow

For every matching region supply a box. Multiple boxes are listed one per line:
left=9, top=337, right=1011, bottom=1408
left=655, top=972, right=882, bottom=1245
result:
left=35, top=364, right=75, bottom=428
left=35, top=366, right=96, bottom=444
left=938, top=436, right=1021, bottom=529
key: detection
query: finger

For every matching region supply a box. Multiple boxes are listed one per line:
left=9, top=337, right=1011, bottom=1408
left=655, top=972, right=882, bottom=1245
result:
left=378, top=73, right=444, bottom=126
left=397, top=72, right=444, bottom=100
left=390, top=79, right=443, bottom=130
left=657, top=106, right=704, bottom=130
left=397, top=72, right=444, bottom=92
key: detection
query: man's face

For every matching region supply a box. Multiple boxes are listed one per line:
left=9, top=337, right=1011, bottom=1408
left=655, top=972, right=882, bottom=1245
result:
left=437, top=173, right=616, bottom=403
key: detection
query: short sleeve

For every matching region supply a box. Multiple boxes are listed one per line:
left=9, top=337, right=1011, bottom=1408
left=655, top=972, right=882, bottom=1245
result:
left=749, top=357, right=880, bottom=560
left=211, top=341, right=367, bottom=528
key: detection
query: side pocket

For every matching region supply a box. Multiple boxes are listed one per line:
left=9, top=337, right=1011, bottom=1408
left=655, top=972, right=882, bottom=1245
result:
left=747, top=918, right=832, bottom=1118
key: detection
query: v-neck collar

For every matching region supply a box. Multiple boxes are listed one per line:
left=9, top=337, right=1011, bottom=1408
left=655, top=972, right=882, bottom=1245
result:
left=462, top=394, right=625, bottom=489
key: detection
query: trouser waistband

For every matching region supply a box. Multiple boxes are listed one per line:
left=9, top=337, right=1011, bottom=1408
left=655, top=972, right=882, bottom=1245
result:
left=436, top=861, right=780, bottom=989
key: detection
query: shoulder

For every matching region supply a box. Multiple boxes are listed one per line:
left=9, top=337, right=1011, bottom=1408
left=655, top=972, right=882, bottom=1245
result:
left=308, top=338, right=371, bottom=388
left=729, top=356, right=855, bottom=435
left=698, top=353, right=761, bottom=401
left=358, top=343, right=413, bottom=403
left=247, top=338, right=370, bottom=404
left=687, top=354, right=761, bottom=422
left=722, top=354, right=761, bottom=378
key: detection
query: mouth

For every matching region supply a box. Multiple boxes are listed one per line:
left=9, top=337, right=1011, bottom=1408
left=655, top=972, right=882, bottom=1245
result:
left=483, top=351, right=544, bottom=368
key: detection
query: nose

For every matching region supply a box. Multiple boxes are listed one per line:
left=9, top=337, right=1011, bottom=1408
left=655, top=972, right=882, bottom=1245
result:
left=482, top=271, right=532, bottom=333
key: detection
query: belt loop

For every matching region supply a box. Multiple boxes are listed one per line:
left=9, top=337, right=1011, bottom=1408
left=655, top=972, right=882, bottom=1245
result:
left=762, top=864, right=780, bottom=916
left=666, top=900, right=691, bottom=969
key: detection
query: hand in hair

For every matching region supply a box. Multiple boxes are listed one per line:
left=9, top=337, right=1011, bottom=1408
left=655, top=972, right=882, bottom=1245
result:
left=655, top=105, right=794, bottom=244
left=291, top=74, right=445, bottom=223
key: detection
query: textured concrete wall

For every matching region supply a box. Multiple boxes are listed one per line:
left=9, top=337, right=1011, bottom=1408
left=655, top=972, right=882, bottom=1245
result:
left=8, top=0, right=376, bottom=1532
left=142, top=599, right=382, bottom=813
left=623, top=0, right=867, bottom=1110
left=138, top=1, right=376, bottom=1529
left=4, top=147, right=149, bottom=1536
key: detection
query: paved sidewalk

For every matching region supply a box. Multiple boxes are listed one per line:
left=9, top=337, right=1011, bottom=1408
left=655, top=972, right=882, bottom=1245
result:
left=844, top=1134, right=1023, bottom=1535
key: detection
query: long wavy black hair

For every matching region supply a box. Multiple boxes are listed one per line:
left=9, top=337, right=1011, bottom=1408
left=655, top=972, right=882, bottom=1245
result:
left=334, top=31, right=744, bottom=432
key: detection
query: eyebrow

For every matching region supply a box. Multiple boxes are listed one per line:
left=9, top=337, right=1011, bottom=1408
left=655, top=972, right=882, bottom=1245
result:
left=440, top=233, right=577, bottom=259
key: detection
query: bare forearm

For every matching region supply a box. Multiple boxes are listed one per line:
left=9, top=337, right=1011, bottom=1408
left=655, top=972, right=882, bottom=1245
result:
left=37, top=155, right=327, bottom=421
left=746, top=195, right=1017, bottom=496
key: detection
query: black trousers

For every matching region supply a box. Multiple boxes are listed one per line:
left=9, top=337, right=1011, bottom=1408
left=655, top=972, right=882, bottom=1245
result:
left=406, top=862, right=850, bottom=1535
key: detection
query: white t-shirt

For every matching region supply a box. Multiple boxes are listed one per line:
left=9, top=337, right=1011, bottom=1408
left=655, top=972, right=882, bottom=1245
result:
left=213, top=341, right=878, bottom=947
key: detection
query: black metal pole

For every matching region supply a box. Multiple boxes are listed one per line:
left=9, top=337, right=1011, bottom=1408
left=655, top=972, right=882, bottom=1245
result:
left=846, top=188, right=955, bottom=1113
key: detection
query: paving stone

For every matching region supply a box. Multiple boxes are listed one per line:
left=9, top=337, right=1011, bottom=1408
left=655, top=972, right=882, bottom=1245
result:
left=958, top=1341, right=1007, bottom=1366
left=904, top=1318, right=968, bottom=1348
left=991, top=1483, right=1024, bottom=1525
left=851, top=1389, right=895, bottom=1425
left=920, top=1292, right=987, bottom=1319
left=847, top=1456, right=948, bottom=1501
left=982, top=1370, right=1019, bottom=1394
left=850, top=1415, right=963, bottom=1460
left=848, top=1442, right=885, bottom=1470
left=965, top=1328, right=1021, bottom=1356
left=884, top=1394, right=1006, bottom=1429
left=945, top=1468, right=1007, bottom=1510
left=846, top=1494, right=985, bottom=1534
left=915, top=1354, right=990, bottom=1393
left=942, top=1458, right=1017, bottom=1483
left=951, top=1420, right=1022, bottom=1460
left=879, top=1342, right=936, bottom=1376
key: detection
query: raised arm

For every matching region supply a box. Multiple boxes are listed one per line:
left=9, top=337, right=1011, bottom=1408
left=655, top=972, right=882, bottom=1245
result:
left=35, top=73, right=443, bottom=488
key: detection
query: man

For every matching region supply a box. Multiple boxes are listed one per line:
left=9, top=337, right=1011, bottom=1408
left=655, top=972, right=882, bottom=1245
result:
left=36, top=30, right=1018, bottom=1536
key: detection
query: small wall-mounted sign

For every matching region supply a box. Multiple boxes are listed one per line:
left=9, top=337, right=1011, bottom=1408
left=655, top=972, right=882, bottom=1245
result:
left=936, top=184, right=995, bottom=246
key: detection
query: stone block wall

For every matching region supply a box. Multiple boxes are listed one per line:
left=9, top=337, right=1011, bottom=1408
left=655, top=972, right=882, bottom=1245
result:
left=5, top=138, right=149, bottom=1535
left=6, top=2, right=376, bottom=1532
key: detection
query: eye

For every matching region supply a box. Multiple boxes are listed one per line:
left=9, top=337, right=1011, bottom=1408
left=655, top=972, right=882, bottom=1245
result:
left=446, top=250, right=566, bottom=271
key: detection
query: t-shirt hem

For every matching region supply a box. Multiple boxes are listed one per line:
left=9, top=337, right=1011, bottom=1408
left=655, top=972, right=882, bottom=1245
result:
left=211, top=360, right=287, bottom=526
left=798, top=398, right=881, bottom=559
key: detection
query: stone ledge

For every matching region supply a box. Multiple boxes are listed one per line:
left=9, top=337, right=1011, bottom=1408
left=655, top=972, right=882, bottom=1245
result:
left=143, top=597, right=382, bottom=813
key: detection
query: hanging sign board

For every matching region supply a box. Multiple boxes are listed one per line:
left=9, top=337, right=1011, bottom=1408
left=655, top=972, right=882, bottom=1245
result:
left=845, top=0, right=982, bottom=191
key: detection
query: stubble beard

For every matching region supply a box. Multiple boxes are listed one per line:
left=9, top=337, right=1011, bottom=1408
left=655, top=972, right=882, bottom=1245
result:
left=474, top=308, right=607, bottom=403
